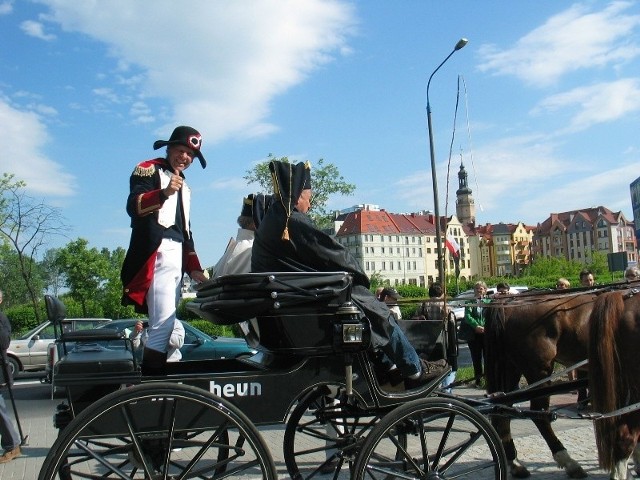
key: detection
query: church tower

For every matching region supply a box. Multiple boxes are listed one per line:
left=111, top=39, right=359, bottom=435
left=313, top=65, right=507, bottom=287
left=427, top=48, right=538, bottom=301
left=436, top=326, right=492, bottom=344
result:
left=456, top=162, right=476, bottom=225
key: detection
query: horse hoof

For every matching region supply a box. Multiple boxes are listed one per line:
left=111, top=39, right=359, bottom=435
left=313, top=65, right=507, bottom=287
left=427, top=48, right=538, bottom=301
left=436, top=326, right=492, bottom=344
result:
left=567, top=467, right=588, bottom=479
left=510, top=459, right=531, bottom=478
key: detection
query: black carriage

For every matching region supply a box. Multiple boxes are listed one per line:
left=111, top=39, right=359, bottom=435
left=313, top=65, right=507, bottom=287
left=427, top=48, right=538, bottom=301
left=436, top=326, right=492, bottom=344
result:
left=39, top=271, right=510, bottom=479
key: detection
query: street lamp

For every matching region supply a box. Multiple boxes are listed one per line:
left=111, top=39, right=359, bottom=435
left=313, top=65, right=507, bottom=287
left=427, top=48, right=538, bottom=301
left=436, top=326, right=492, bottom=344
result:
left=427, top=38, right=468, bottom=285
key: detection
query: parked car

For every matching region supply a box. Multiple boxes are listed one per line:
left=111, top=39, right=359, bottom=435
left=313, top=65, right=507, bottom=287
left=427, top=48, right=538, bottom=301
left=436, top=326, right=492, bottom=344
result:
left=44, top=318, right=257, bottom=381
left=6, top=318, right=111, bottom=377
left=447, top=285, right=529, bottom=323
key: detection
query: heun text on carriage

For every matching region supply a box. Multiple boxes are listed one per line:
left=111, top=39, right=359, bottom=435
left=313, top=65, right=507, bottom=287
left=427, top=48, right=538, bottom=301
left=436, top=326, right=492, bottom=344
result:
left=209, top=381, right=262, bottom=398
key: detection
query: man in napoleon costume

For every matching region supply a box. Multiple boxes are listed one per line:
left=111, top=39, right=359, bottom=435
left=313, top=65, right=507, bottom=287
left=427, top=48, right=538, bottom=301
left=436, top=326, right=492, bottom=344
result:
left=252, top=160, right=446, bottom=389
left=121, top=126, right=208, bottom=375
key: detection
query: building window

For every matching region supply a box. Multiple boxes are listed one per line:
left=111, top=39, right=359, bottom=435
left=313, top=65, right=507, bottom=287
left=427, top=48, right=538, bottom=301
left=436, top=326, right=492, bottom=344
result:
left=382, top=261, right=386, bottom=270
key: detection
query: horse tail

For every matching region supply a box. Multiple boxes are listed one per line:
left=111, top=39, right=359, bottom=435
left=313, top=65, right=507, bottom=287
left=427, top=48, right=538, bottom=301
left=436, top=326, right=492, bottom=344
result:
left=484, top=303, right=507, bottom=394
left=589, top=291, right=623, bottom=471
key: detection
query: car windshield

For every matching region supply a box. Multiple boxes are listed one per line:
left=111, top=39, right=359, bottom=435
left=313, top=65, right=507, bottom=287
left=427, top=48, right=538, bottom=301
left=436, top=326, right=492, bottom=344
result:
left=19, top=322, right=50, bottom=340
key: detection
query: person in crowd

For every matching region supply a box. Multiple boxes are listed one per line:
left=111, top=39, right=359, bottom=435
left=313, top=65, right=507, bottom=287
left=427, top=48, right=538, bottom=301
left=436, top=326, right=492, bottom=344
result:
left=129, top=320, right=148, bottom=350
left=252, top=160, right=446, bottom=390
left=166, top=319, right=185, bottom=362
left=624, top=266, right=640, bottom=281
left=380, top=287, right=402, bottom=321
left=120, top=126, right=208, bottom=375
left=463, top=281, right=490, bottom=388
left=577, top=269, right=595, bottom=404
left=556, top=278, right=571, bottom=289
left=374, top=286, right=384, bottom=301
left=0, top=289, right=21, bottom=464
left=129, top=319, right=183, bottom=362
left=421, top=283, right=457, bottom=393
left=494, top=282, right=510, bottom=296
left=579, top=269, right=595, bottom=287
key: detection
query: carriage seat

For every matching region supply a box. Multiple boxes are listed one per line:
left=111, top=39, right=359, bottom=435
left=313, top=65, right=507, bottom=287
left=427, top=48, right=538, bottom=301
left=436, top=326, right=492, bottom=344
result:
left=45, top=295, right=138, bottom=385
left=187, top=271, right=369, bottom=355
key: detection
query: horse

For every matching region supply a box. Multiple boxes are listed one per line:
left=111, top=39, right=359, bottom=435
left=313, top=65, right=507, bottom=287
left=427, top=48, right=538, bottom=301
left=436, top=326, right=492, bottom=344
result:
left=589, top=289, right=640, bottom=480
left=484, top=288, right=599, bottom=478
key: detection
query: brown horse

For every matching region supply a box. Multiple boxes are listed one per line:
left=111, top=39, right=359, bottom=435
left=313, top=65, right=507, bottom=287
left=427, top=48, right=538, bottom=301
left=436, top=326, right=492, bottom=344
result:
left=589, top=289, right=640, bottom=480
left=484, top=289, right=598, bottom=478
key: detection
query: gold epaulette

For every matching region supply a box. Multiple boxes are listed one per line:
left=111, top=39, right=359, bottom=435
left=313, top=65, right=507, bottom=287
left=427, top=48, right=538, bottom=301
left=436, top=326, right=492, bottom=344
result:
left=133, top=163, right=156, bottom=177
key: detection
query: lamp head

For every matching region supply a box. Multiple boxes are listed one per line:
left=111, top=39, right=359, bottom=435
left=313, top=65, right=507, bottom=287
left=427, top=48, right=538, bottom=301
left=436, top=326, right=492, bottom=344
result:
left=454, top=38, right=468, bottom=51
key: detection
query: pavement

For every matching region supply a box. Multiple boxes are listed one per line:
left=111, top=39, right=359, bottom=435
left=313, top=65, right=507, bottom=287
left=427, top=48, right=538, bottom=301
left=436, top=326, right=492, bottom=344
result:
left=0, top=378, right=628, bottom=479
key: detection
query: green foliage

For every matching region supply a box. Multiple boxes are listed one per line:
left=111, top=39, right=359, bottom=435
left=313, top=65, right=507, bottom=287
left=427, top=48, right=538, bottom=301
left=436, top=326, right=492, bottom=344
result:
left=243, top=154, right=356, bottom=228
left=55, top=239, right=111, bottom=316
left=56, top=295, right=106, bottom=318
left=188, top=319, right=237, bottom=338
left=5, top=303, right=45, bottom=336
left=177, top=298, right=200, bottom=320
left=0, top=242, right=44, bottom=307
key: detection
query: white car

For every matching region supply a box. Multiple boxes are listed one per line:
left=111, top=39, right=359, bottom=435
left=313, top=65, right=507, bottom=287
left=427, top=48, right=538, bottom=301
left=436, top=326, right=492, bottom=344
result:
left=447, top=286, right=528, bottom=322
left=6, top=318, right=111, bottom=377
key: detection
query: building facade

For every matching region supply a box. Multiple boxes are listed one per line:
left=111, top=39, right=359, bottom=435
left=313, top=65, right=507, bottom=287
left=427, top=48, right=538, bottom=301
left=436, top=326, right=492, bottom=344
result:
left=532, top=206, right=637, bottom=265
left=335, top=209, right=471, bottom=286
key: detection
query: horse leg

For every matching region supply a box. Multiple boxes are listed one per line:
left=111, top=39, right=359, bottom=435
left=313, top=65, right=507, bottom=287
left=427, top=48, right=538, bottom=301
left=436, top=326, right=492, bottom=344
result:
left=530, top=390, right=587, bottom=478
left=490, top=368, right=531, bottom=478
left=632, top=442, right=640, bottom=476
left=491, top=415, right=531, bottom=478
left=607, top=422, right=638, bottom=480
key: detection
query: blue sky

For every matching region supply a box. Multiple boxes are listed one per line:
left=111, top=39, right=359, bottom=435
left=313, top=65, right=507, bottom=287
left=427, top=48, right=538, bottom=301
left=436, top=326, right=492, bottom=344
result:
left=1, top=0, right=640, bottom=268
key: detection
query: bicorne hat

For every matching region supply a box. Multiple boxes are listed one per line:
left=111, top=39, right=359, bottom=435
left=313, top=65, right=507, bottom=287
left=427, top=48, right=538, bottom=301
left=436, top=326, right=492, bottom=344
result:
left=153, top=126, right=206, bottom=168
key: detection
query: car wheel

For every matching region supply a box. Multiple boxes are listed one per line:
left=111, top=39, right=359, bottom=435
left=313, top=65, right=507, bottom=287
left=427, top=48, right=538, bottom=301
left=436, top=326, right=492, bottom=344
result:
left=1, top=357, right=20, bottom=382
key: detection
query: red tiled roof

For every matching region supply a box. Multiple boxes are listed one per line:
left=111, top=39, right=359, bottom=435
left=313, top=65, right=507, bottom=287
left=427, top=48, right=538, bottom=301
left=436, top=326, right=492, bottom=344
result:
left=336, top=210, right=437, bottom=236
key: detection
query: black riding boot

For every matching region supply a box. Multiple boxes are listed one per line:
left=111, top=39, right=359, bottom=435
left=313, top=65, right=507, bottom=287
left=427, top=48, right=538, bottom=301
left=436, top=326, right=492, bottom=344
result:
left=141, top=347, right=168, bottom=376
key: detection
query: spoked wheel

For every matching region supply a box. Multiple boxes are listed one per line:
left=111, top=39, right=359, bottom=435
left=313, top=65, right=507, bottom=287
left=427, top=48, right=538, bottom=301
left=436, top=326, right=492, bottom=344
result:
left=38, top=383, right=277, bottom=480
left=352, top=397, right=508, bottom=479
left=284, top=384, right=401, bottom=479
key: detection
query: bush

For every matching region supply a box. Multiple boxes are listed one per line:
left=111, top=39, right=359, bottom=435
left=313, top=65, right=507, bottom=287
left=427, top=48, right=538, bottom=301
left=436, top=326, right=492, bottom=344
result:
left=5, top=303, right=44, bottom=336
left=188, top=319, right=237, bottom=338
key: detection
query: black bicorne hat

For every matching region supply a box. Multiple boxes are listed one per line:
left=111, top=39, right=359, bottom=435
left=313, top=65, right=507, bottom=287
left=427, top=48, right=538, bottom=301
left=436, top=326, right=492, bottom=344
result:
left=241, top=194, right=254, bottom=217
left=153, top=125, right=206, bottom=168
left=251, top=193, right=274, bottom=229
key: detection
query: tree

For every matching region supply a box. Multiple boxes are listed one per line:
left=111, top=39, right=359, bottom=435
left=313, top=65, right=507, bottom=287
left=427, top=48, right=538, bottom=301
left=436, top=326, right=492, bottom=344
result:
left=40, top=247, right=65, bottom=297
left=0, top=173, right=68, bottom=321
left=100, top=246, right=136, bottom=319
left=244, top=154, right=356, bottom=227
left=55, top=239, right=110, bottom=316
left=0, top=242, right=45, bottom=308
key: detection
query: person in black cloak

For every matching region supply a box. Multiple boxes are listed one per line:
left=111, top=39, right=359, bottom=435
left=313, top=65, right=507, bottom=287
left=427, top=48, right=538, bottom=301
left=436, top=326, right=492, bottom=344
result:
left=251, top=160, right=446, bottom=389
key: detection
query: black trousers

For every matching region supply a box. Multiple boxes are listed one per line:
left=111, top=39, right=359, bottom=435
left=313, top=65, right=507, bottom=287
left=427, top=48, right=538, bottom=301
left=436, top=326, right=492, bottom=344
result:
left=467, top=332, right=485, bottom=381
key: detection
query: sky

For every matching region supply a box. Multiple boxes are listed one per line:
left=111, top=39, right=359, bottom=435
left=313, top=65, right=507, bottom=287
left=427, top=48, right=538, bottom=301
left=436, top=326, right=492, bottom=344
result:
left=1, top=0, right=640, bottom=268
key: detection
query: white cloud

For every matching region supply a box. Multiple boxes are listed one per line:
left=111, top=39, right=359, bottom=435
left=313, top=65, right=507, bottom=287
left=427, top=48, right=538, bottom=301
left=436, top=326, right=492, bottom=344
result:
left=477, top=1, right=640, bottom=86
left=533, top=78, right=640, bottom=132
left=20, top=20, right=56, bottom=41
left=0, top=99, right=76, bottom=195
left=0, top=1, right=12, bottom=15
left=37, top=0, right=356, bottom=144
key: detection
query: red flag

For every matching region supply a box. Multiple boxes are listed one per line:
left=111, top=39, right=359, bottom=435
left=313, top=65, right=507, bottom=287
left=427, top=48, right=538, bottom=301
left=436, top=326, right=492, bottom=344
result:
left=446, top=234, right=460, bottom=257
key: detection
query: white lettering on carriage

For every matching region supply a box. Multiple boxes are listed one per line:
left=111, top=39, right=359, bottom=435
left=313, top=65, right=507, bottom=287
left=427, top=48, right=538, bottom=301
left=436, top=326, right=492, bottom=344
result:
left=209, top=381, right=262, bottom=398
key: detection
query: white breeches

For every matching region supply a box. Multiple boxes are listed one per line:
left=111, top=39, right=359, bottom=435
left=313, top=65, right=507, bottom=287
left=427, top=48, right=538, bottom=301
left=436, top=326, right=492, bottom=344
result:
left=146, top=238, right=182, bottom=353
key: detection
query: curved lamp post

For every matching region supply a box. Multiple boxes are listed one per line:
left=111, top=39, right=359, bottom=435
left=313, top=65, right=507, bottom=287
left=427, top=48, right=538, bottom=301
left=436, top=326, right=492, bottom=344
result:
left=427, top=38, right=468, bottom=284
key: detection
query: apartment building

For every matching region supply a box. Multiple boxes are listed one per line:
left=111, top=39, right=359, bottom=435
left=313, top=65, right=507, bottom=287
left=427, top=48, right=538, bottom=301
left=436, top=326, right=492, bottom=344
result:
left=335, top=209, right=471, bottom=286
left=532, top=206, right=636, bottom=265
left=474, top=222, right=535, bottom=277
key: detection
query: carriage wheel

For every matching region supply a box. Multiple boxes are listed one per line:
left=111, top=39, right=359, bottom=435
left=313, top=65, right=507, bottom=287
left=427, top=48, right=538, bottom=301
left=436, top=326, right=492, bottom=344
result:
left=38, top=383, right=277, bottom=480
left=283, top=384, right=403, bottom=479
left=352, top=397, right=507, bottom=479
